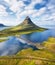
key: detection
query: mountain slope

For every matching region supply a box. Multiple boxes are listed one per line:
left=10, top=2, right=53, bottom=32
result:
left=0, top=16, right=47, bottom=37
left=8, top=16, right=47, bottom=31
left=0, top=24, right=6, bottom=27
left=43, top=37, right=55, bottom=53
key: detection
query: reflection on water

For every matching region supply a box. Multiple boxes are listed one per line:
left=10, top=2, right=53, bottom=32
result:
left=0, top=27, right=10, bottom=31
left=0, top=36, right=38, bottom=56
left=0, top=27, right=55, bottom=56
left=21, top=29, right=55, bottom=43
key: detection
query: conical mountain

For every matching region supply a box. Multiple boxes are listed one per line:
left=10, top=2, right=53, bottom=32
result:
left=21, top=16, right=34, bottom=25
left=19, top=16, right=47, bottom=31
left=0, top=16, right=47, bottom=37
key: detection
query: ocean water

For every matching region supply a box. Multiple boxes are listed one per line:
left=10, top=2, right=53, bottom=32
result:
left=21, top=29, right=55, bottom=43
left=0, top=27, right=9, bottom=31
left=0, top=27, right=55, bottom=56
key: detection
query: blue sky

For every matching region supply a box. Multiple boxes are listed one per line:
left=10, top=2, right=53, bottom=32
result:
left=0, top=0, right=55, bottom=28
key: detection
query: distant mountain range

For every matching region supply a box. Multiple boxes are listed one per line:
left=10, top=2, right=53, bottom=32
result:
left=0, top=24, right=6, bottom=27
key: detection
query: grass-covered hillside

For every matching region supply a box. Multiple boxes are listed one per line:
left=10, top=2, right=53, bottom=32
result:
left=0, top=37, right=55, bottom=65
left=0, top=17, right=47, bottom=38
left=43, top=37, right=55, bottom=53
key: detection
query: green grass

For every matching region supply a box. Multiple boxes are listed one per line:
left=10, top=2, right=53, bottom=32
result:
left=0, top=37, right=55, bottom=65
left=0, top=38, right=8, bottom=42
left=0, top=20, right=47, bottom=38
left=0, top=47, right=54, bottom=65
left=42, top=37, right=55, bottom=52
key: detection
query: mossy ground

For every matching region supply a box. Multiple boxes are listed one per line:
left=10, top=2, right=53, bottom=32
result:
left=0, top=37, right=55, bottom=65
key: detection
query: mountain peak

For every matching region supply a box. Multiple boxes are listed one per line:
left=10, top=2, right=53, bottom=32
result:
left=26, top=16, right=30, bottom=19
left=22, top=16, right=33, bottom=25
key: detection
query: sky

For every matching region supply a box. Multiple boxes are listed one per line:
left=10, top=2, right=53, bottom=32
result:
left=0, top=0, right=55, bottom=28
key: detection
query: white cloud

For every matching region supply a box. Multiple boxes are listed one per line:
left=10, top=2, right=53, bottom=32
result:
left=4, top=0, right=26, bottom=13
left=0, top=0, right=43, bottom=26
left=0, top=0, right=55, bottom=27
left=15, top=0, right=43, bottom=24
left=10, top=1, right=25, bottom=12
left=0, top=42, right=6, bottom=50
left=4, top=0, right=10, bottom=3
left=32, top=7, right=46, bottom=18
left=0, top=5, right=8, bottom=16
left=30, top=0, right=55, bottom=28
left=34, top=11, right=55, bottom=27
left=17, top=9, right=36, bottom=17
left=25, top=0, right=42, bottom=10
left=1, top=51, right=9, bottom=56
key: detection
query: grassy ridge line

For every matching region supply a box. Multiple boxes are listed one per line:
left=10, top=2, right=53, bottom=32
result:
left=0, top=28, right=45, bottom=38
left=0, top=56, right=55, bottom=62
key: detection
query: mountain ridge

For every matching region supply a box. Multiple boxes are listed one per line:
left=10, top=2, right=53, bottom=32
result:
left=17, top=16, right=47, bottom=30
left=0, top=16, right=47, bottom=37
left=21, top=16, right=34, bottom=25
left=0, top=24, right=6, bottom=27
